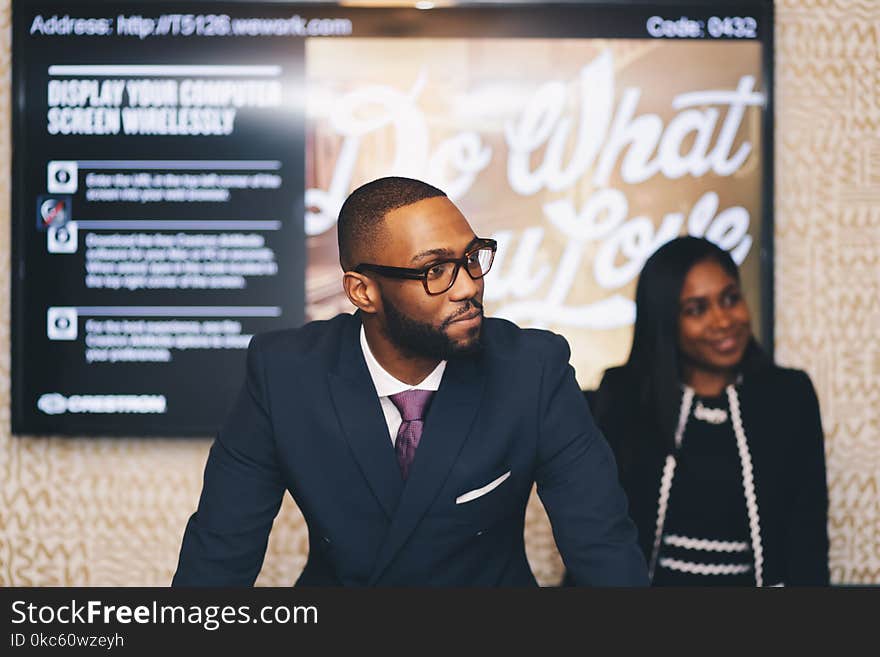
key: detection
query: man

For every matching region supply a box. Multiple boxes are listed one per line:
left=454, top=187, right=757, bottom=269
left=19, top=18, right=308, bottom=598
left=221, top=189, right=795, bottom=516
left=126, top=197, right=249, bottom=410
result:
left=173, top=176, right=647, bottom=586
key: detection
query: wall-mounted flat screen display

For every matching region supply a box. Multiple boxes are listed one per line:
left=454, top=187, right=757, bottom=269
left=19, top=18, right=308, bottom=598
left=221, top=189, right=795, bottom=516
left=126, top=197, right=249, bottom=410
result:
left=12, top=1, right=774, bottom=435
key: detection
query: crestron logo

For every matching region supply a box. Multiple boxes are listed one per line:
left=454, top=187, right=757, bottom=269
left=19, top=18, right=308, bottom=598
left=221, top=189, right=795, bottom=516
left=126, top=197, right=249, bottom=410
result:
left=37, top=393, right=67, bottom=414
left=36, top=394, right=167, bottom=414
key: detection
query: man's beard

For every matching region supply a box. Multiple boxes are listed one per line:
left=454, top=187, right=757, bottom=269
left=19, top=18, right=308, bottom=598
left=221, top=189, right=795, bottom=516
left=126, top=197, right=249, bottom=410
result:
left=381, top=293, right=483, bottom=361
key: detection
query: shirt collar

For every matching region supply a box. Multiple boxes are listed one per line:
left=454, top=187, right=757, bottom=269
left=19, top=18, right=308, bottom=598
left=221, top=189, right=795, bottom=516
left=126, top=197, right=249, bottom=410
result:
left=360, top=325, right=446, bottom=397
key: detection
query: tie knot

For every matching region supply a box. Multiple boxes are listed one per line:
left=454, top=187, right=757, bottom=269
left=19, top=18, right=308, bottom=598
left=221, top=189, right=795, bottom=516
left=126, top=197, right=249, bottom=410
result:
left=389, top=389, right=434, bottom=422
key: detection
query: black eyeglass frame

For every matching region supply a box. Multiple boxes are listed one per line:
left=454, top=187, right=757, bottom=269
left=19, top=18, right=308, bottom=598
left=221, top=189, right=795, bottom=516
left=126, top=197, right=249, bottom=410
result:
left=353, top=238, right=497, bottom=296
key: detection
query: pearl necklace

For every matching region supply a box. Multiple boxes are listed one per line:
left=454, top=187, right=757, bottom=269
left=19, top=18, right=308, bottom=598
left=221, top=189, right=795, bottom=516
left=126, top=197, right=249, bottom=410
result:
left=648, top=383, right=765, bottom=586
left=694, top=400, right=728, bottom=424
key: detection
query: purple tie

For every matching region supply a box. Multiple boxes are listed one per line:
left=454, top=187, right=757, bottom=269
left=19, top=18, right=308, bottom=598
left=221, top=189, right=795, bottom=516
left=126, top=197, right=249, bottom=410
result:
left=388, top=389, right=434, bottom=480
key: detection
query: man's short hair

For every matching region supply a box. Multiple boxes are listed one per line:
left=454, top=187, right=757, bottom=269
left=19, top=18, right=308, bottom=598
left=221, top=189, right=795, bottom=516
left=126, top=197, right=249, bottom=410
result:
left=337, top=176, right=447, bottom=271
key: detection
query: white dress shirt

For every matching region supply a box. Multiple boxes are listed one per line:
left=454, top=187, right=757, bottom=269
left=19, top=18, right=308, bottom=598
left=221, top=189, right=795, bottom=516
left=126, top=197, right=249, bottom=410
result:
left=360, top=325, right=446, bottom=445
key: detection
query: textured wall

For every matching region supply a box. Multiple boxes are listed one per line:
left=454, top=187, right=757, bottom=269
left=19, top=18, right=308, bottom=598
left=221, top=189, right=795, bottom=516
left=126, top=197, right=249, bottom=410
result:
left=1, top=1, right=878, bottom=585
left=774, top=0, right=880, bottom=583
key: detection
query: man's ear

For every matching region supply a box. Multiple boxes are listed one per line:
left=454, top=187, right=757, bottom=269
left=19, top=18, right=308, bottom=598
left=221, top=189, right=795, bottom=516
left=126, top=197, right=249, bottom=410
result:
left=342, top=272, right=381, bottom=314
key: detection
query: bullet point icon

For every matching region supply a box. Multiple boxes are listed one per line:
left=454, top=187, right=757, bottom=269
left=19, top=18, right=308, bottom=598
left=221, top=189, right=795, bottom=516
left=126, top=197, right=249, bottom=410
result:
left=47, top=307, right=78, bottom=340
left=48, top=221, right=78, bottom=253
left=47, top=161, right=78, bottom=194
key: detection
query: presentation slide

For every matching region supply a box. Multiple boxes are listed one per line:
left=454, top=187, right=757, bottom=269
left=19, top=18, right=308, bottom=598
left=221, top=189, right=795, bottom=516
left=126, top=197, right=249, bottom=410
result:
left=12, top=2, right=772, bottom=435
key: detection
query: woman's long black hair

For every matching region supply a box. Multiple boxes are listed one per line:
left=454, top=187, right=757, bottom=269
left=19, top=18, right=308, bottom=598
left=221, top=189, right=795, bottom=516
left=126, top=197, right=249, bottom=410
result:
left=617, top=237, right=769, bottom=453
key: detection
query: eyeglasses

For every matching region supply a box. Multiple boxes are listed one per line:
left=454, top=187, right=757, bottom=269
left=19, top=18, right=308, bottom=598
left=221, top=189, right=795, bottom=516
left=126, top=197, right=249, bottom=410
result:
left=354, top=238, right=497, bottom=296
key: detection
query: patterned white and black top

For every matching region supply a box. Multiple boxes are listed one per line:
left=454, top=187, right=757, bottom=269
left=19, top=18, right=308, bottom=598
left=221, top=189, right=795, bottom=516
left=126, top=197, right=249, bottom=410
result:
left=579, top=362, right=830, bottom=587
left=651, top=388, right=758, bottom=586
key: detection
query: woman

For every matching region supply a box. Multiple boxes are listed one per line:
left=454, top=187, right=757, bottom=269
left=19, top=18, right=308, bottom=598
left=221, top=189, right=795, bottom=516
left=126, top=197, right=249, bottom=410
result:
left=593, top=237, right=829, bottom=586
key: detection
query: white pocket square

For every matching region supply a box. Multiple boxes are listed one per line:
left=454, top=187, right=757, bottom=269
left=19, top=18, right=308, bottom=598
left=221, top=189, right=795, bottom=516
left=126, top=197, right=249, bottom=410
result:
left=455, top=471, right=511, bottom=505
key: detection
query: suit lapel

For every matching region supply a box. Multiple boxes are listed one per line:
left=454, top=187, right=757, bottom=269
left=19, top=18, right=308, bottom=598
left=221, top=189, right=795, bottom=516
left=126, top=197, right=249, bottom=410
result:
left=368, top=354, right=486, bottom=584
left=327, top=314, right=403, bottom=519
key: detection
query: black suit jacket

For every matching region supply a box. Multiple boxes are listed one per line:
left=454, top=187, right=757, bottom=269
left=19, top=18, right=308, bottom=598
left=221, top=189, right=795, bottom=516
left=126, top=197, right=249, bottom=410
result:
left=592, top=365, right=830, bottom=586
left=173, top=312, right=647, bottom=586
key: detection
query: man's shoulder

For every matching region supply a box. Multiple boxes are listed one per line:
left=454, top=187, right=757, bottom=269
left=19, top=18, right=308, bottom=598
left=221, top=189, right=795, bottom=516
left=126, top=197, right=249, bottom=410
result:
left=250, top=312, right=356, bottom=358
left=483, top=316, right=570, bottom=360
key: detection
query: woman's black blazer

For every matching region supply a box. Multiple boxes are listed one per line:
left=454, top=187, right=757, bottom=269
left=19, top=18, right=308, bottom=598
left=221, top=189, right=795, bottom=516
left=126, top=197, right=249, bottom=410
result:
left=591, top=364, right=830, bottom=586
